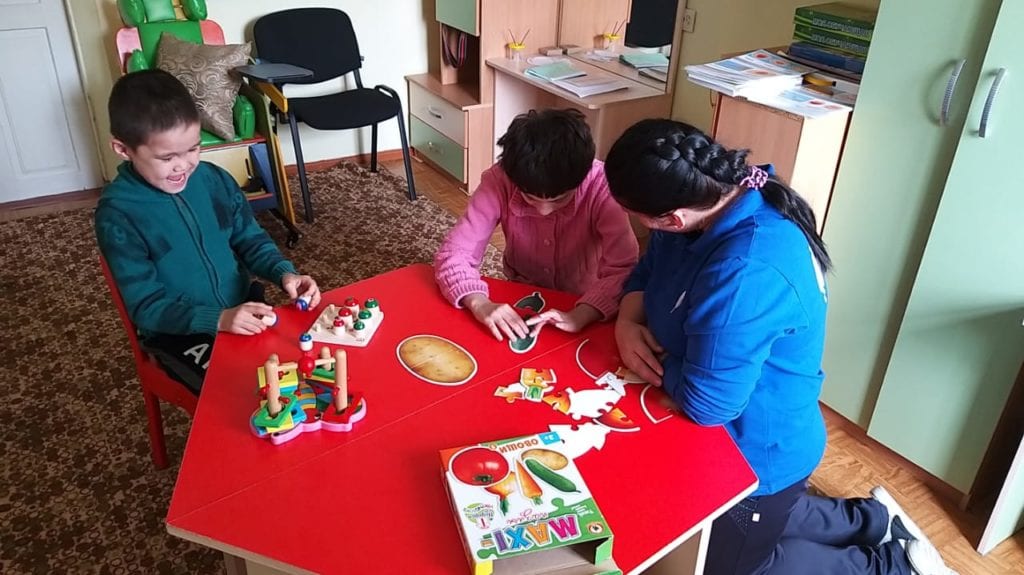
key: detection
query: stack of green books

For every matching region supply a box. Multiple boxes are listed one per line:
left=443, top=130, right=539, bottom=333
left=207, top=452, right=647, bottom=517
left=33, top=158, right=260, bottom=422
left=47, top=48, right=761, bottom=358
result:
left=789, top=2, right=875, bottom=75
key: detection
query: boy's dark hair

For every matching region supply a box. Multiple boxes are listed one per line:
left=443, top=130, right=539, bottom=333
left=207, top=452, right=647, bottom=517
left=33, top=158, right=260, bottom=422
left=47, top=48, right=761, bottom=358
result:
left=108, top=69, right=200, bottom=149
left=497, top=108, right=595, bottom=198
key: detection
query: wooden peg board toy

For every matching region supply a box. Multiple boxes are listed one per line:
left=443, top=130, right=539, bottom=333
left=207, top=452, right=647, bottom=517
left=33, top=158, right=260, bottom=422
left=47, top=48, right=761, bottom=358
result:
left=250, top=347, right=367, bottom=445
left=306, top=297, right=384, bottom=347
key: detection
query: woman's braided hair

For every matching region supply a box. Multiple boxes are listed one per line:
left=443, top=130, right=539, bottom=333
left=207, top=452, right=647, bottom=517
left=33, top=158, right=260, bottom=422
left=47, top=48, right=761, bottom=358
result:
left=606, top=119, right=831, bottom=270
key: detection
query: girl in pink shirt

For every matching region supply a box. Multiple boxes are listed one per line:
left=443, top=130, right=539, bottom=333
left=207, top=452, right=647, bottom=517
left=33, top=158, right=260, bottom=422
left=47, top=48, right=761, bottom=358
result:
left=434, top=109, right=639, bottom=341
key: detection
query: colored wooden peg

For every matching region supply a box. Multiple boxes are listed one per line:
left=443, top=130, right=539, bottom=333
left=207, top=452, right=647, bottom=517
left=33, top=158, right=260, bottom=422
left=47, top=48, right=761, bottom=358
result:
left=265, top=354, right=282, bottom=417
left=334, top=349, right=348, bottom=412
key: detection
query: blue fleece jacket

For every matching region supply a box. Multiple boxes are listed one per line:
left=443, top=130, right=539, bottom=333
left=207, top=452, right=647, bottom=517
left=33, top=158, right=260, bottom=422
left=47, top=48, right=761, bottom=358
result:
left=625, top=188, right=829, bottom=495
left=94, top=161, right=296, bottom=337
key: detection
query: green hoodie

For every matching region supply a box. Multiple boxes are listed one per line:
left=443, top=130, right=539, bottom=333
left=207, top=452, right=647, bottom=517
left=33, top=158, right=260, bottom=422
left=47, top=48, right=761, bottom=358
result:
left=95, top=161, right=296, bottom=336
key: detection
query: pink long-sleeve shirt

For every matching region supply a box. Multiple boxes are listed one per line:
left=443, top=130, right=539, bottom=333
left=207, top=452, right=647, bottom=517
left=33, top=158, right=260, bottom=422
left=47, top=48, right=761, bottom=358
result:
left=434, top=160, right=639, bottom=319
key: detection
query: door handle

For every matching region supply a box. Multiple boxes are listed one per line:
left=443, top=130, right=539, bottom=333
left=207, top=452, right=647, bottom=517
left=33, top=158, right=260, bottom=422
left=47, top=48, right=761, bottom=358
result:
left=940, top=59, right=966, bottom=126
left=979, top=67, right=1007, bottom=138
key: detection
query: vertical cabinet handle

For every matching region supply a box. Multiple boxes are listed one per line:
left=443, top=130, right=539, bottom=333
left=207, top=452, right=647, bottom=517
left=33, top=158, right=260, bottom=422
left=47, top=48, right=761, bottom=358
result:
left=979, top=68, right=1007, bottom=138
left=940, top=59, right=967, bottom=126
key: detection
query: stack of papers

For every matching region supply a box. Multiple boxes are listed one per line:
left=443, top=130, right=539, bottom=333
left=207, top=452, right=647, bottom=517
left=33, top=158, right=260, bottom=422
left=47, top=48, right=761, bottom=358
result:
left=524, top=61, right=630, bottom=98
left=685, top=50, right=815, bottom=98
left=619, top=53, right=670, bottom=69
left=638, top=66, right=669, bottom=83
left=746, top=85, right=852, bottom=118
left=524, top=61, right=585, bottom=82
left=551, top=74, right=630, bottom=98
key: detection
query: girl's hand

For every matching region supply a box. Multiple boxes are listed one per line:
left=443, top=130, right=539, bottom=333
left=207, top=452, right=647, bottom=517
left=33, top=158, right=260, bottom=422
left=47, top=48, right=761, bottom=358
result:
left=615, top=319, right=665, bottom=385
left=281, top=273, right=321, bottom=308
left=218, top=302, right=274, bottom=335
left=463, top=294, right=529, bottom=341
left=525, top=304, right=601, bottom=336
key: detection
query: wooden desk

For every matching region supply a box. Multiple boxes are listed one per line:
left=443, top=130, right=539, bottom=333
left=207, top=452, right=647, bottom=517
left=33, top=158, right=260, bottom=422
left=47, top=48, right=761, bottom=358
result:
left=487, top=58, right=673, bottom=160
left=166, top=265, right=756, bottom=574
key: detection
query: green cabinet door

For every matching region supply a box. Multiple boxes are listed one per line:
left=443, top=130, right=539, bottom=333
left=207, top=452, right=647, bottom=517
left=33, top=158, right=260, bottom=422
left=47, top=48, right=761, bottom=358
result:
left=868, top=0, right=1024, bottom=494
left=436, top=0, right=478, bottom=35
left=820, top=0, right=1002, bottom=426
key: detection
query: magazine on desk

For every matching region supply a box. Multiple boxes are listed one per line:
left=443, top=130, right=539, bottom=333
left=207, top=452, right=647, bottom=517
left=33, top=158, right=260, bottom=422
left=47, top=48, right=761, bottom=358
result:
left=685, top=49, right=815, bottom=98
left=551, top=74, right=631, bottom=98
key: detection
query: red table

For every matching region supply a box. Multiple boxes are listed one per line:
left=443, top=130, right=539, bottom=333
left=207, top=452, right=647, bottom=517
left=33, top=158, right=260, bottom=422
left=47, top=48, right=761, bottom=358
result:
left=166, top=264, right=757, bottom=575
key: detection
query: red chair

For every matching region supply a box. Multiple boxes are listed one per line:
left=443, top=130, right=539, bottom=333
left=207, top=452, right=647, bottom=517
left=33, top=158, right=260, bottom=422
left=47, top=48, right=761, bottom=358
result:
left=100, top=256, right=199, bottom=469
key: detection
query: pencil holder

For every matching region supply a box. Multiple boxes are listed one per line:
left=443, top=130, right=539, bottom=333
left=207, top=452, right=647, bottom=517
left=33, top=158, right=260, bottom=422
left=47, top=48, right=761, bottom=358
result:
left=600, top=33, right=622, bottom=52
left=506, top=42, right=526, bottom=62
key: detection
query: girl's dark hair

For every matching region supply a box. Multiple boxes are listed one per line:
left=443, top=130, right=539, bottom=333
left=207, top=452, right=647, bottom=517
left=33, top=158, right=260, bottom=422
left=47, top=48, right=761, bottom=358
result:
left=605, top=119, right=831, bottom=270
left=108, top=69, right=200, bottom=149
left=497, top=108, right=595, bottom=198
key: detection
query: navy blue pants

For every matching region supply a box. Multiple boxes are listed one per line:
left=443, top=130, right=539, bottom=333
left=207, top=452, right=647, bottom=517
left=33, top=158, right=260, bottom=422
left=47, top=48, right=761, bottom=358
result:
left=705, top=479, right=913, bottom=575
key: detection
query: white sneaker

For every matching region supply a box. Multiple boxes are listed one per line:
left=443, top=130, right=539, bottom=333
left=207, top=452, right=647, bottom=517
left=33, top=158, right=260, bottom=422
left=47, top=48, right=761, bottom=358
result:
left=871, top=485, right=930, bottom=545
left=906, top=539, right=959, bottom=575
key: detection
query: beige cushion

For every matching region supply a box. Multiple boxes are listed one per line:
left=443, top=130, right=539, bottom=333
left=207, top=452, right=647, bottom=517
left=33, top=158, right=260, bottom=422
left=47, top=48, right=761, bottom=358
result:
left=156, top=33, right=251, bottom=140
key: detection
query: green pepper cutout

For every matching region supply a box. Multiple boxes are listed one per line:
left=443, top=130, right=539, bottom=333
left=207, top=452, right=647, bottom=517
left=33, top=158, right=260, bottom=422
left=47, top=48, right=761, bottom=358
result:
left=509, top=292, right=546, bottom=354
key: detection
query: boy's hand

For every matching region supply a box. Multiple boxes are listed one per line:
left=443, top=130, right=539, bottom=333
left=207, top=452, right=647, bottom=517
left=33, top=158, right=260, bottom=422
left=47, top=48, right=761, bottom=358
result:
left=526, top=304, right=601, bottom=337
left=615, top=319, right=665, bottom=386
left=462, top=293, right=529, bottom=342
left=218, top=302, right=274, bottom=335
left=281, top=273, right=321, bottom=309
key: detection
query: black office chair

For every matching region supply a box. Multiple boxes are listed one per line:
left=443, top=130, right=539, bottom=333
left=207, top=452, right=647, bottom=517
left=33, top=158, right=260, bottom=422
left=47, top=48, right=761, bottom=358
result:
left=253, top=8, right=416, bottom=223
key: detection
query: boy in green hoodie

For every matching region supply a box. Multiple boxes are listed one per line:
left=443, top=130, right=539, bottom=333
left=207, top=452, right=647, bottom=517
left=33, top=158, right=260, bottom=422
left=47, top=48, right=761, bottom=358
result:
left=95, top=69, right=320, bottom=394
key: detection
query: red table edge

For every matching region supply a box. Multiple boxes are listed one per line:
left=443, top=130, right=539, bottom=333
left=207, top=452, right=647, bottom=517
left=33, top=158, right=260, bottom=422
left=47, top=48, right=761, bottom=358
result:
left=165, top=523, right=315, bottom=575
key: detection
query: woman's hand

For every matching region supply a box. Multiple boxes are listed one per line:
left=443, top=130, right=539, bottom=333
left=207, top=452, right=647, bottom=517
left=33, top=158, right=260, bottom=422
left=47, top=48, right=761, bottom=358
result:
left=615, top=319, right=665, bottom=385
left=281, top=273, right=321, bottom=309
left=525, top=304, right=601, bottom=336
left=218, top=302, right=274, bottom=335
left=463, top=293, right=529, bottom=341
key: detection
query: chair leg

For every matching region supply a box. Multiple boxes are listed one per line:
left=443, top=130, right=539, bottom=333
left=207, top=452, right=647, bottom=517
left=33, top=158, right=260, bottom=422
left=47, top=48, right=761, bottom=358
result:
left=395, top=115, right=417, bottom=201
left=143, top=390, right=169, bottom=470
left=287, top=112, right=314, bottom=223
left=370, top=123, right=379, bottom=173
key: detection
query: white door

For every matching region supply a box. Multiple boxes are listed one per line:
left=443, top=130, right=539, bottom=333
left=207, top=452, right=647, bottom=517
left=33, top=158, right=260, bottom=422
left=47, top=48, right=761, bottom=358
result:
left=0, top=0, right=101, bottom=203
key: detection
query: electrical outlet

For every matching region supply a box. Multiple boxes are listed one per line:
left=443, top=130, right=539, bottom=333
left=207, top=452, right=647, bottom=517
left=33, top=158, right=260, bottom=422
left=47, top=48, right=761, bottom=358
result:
left=682, top=8, right=696, bottom=33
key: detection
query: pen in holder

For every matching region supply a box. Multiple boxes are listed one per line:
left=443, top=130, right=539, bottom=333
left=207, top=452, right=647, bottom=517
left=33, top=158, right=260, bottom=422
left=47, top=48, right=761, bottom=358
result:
left=601, top=33, right=622, bottom=52
left=506, top=42, right=526, bottom=62
left=506, top=28, right=530, bottom=62
left=600, top=21, right=625, bottom=52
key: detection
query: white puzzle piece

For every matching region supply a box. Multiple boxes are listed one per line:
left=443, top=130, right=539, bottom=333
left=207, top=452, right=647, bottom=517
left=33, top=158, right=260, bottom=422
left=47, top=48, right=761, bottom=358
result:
left=547, top=423, right=610, bottom=459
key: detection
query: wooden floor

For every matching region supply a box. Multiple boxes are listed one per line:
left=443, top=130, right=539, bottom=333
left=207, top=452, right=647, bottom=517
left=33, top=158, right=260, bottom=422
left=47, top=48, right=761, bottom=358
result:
left=385, top=158, right=1024, bottom=574
left=5, top=158, right=1021, bottom=573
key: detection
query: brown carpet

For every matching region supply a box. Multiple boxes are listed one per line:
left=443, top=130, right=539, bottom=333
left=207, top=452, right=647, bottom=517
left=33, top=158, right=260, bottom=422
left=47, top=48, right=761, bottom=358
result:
left=0, top=163, right=502, bottom=574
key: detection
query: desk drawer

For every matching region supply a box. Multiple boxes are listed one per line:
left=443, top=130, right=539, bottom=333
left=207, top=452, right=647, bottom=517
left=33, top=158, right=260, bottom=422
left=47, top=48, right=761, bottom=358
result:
left=411, top=116, right=466, bottom=182
left=409, top=83, right=466, bottom=147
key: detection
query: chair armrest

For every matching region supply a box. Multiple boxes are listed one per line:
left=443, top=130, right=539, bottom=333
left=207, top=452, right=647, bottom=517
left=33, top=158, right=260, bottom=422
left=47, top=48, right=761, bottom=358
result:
left=235, top=63, right=314, bottom=84
left=233, top=95, right=255, bottom=139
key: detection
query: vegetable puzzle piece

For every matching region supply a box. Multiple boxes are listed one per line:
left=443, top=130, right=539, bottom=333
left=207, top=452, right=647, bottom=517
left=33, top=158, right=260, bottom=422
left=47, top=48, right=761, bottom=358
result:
left=546, top=423, right=610, bottom=460
left=509, top=292, right=546, bottom=354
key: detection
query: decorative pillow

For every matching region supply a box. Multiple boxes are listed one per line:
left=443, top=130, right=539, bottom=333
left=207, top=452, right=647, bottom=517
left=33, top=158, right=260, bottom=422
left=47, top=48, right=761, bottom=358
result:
left=156, top=32, right=251, bottom=140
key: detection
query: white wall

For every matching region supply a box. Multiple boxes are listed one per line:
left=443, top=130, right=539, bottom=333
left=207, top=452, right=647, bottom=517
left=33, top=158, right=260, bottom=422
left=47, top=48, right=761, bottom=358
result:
left=66, top=0, right=432, bottom=181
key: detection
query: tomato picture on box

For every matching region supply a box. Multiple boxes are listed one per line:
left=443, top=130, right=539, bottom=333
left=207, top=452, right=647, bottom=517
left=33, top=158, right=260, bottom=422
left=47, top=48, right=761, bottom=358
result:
left=440, top=432, right=620, bottom=575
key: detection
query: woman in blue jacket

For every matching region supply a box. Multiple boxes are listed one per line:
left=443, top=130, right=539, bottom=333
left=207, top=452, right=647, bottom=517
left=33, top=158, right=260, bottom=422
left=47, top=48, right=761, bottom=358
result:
left=604, top=119, right=955, bottom=575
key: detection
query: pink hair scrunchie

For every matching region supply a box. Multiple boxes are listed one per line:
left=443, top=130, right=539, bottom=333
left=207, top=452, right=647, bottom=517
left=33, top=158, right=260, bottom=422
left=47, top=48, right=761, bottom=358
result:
left=739, top=166, right=769, bottom=190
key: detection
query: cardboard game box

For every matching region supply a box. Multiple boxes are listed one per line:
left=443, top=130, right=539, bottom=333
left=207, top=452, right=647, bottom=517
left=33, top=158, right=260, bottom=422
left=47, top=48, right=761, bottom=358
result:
left=440, top=432, right=620, bottom=575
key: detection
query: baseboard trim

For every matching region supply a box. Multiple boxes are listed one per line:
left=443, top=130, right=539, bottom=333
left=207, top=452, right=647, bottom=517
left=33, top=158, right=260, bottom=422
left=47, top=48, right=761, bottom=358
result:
left=0, top=187, right=102, bottom=222
left=821, top=403, right=966, bottom=503
left=284, top=150, right=406, bottom=177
